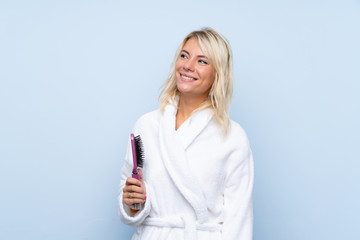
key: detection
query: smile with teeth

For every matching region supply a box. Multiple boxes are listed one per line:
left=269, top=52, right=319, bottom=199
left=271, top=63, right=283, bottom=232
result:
left=180, top=74, right=197, bottom=81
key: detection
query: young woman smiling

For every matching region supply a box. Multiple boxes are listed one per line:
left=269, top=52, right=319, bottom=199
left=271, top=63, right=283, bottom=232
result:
left=119, top=27, right=254, bottom=240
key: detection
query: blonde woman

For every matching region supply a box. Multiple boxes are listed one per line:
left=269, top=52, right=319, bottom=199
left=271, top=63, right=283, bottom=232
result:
left=119, top=27, right=254, bottom=240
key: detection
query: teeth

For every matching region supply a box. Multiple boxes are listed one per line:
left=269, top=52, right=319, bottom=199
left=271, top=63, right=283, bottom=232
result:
left=182, top=74, right=194, bottom=80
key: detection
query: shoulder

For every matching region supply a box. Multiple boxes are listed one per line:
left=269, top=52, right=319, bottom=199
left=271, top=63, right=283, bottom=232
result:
left=221, top=120, right=253, bottom=173
left=133, top=109, right=162, bottom=133
left=228, top=120, right=250, bottom=145
left=135, top=109, right=161, bottom=125
left=222, top=119, right=252, bottom=159
left=132, top=109, right=162, bottom=150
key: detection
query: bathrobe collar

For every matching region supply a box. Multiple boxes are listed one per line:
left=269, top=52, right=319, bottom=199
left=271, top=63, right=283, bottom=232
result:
left=158, top=97, right=213, bottom=223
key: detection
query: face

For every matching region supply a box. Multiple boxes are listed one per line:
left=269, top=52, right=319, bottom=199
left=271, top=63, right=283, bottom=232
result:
left=175, top=38, right=216, bottom=99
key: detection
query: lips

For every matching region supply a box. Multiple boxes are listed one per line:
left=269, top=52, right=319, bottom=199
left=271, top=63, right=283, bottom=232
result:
left=180, top=73, right=198, bottom=82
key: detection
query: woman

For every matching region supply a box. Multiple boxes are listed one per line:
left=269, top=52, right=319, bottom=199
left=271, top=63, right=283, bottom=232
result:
left=119, top=27, right=254, bottom=240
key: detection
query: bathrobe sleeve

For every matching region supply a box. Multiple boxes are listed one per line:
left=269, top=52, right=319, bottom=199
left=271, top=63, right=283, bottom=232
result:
left=222, top=127, right=254, bottom=240
left=118, top=135, right=152, bottom=226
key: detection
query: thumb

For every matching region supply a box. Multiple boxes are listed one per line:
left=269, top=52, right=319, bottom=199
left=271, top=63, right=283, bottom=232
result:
left=138, top=169, right=146, bottom=194
left=138, top=169, right=144, bottom=181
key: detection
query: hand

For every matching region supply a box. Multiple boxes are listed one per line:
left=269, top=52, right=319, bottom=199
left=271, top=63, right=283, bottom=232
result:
left=123, top=169, right=146, bottom=209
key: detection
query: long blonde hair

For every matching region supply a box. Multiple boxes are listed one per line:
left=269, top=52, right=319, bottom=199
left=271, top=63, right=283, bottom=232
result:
left=159, top=27, right=233, bottom=134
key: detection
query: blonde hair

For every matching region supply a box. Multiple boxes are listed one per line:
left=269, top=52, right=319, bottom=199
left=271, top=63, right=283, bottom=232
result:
left=159, top=27, right=233, bottom=134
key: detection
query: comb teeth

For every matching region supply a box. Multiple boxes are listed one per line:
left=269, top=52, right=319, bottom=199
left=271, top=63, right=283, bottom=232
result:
left=134, top=135, right=144, bottom=168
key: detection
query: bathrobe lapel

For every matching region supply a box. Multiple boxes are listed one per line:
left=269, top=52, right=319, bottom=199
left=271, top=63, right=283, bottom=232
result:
left=158, top=103, right=213, bottom=224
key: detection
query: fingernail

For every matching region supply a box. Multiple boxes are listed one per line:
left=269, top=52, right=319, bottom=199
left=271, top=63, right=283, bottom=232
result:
left=144, top=196, right=147, bottom=200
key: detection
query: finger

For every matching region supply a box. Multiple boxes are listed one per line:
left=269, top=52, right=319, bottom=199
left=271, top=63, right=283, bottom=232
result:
left=126, top=177, right=141, bottom=186
left=139, top=169, right=143, bottom=180
left=124, top=192, right=146, bottom=200
left=125, top=177, right=141, bottom=186
left=123, top=197, right=146, bottom=207
left=123, top=185, right=145, bottom=194
left=138, top=170, right=146, bottom=191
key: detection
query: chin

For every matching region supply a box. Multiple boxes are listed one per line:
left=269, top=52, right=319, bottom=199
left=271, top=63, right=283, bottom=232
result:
left=177, top=83, right=192, bottom=93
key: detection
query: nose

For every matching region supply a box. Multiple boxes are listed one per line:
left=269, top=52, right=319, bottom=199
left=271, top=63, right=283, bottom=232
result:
left=183, top=58, right=195, bottom=72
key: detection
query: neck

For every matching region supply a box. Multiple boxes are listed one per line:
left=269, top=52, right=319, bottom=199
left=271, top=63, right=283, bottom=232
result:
left=175, top=93, right=207, bottom=130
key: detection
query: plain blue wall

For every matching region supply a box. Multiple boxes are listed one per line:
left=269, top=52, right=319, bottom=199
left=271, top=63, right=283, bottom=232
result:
left=1, top=0, right=359, bottom=239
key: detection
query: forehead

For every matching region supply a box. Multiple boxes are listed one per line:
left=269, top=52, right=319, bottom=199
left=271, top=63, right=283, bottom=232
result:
left=182, top=38, right=207, bottom=56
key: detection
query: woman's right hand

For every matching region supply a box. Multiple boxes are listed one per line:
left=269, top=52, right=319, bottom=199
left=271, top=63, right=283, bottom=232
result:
left=122, top=169, right=146, bottom=209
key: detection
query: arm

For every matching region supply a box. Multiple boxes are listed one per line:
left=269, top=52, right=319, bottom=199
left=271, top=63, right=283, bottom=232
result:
left=222, top=140, right=254, bottom=240
left=118, top=137, right=151, bottom=226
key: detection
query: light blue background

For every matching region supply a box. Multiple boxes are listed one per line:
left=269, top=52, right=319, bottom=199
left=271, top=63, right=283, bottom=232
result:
left=1, top=0, right=359, bottom=239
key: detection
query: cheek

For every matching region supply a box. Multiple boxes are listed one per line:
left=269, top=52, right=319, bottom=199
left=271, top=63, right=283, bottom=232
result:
left=175, top=63, right=181, bottom=80
left=210, top=73, right=216, bottom=86
left=175, top=59, right=182, bottom=71
left=205, top=70, right=216, bottom=86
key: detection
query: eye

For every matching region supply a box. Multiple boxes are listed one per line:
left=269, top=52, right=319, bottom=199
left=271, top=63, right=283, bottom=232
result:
left=180, top=53, right=188, bottom=59
left=199, top=59, right=208, bottom=65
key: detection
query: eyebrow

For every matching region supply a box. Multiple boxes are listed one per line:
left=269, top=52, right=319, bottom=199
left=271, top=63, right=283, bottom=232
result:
left=181, top=49, right=208, bottom=59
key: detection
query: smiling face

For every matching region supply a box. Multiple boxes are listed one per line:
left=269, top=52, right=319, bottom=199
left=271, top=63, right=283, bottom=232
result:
left=175, top=38, right=216, bottom=100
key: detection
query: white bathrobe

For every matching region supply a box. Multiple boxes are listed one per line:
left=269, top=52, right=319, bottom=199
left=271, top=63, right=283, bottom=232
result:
left=118, top=102, right=254, bottom=240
